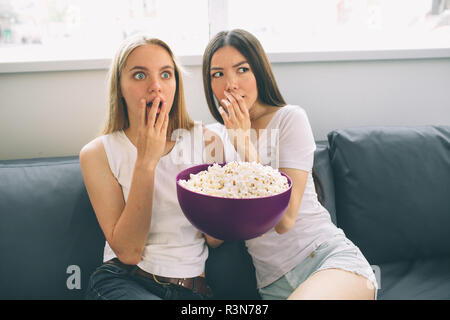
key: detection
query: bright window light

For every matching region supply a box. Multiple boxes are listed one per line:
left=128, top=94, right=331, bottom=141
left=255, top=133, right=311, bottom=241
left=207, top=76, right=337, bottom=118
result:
left=0, top=0, right=449, bottom=64
left=0, top=0, right=209, bottom=62
left=226, top=0, right=450, bottom=52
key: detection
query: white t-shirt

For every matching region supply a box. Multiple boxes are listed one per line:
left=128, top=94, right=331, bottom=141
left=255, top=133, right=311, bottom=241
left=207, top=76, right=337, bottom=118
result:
left=207, top=105, right=344, bottom=288
left=101, top=122, right=208, bottom=278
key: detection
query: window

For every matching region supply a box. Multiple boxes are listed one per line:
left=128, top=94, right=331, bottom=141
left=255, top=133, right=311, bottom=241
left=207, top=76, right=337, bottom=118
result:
left=0, top=0, right=449, bottom=67
left=225, top=0, right=450, bottom=52
left=0, top=0, right=209, bottom=62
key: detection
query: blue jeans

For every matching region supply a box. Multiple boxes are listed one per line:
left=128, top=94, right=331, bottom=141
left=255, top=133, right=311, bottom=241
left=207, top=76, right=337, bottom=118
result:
left=85, top=262, right=208, bottom=300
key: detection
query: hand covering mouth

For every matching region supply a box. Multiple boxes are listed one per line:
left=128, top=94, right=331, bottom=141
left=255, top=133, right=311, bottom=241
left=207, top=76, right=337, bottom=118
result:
left=146, top=99, right=163, bottom=113
left=146, top=100, right=162, bottom=108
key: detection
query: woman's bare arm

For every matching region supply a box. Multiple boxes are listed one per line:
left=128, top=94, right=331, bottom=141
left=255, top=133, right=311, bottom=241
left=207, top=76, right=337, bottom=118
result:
left=275, top=167, right=308, bottom=234
left=80, top=98, right=169, bottom=264
left=80, top=139, right=156, bottom=265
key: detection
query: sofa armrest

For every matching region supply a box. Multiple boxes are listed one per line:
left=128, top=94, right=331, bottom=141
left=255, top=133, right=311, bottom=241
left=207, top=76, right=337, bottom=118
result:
left=0, top=156, right=105, bottom=299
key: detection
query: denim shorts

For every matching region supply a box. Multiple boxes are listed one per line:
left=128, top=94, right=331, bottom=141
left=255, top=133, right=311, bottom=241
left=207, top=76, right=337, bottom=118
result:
left=85, top=262, right=209, bottom=300
left=258, top=234, right=379, bottom=300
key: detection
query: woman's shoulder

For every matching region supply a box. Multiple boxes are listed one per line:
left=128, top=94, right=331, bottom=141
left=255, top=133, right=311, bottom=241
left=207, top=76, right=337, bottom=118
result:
left=272, top=104, right=308, bottom=129
left=280, top=104, right=307, bottom=117
left=80, top=131, right=125, bottom=158
left=204, top=122, right=226, bottom=134
left=79, top=135, right=108, bottom=168
left=277, top=104, right=314, bottom=142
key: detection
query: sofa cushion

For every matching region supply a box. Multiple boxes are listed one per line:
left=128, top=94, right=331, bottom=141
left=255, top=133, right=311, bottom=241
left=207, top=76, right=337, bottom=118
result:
left=0, top=157, right=105, bottom=299
left=377, top=258, right=450, bottom=300
left=328, top=126, right=450, bottom=264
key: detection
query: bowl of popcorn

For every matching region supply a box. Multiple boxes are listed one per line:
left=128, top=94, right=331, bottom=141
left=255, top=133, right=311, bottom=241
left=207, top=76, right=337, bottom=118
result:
left=176, top=161, right=292, bottom=241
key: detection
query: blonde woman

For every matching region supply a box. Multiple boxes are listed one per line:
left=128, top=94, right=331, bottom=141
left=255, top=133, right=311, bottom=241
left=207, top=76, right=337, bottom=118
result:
left=80, top=34, right=222, bottom=300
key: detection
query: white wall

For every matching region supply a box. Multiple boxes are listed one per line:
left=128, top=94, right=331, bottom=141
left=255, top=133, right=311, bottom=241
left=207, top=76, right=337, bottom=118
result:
left=274, top=58, right=450, bottom=139
left=1, top=58, right=449, bottom=160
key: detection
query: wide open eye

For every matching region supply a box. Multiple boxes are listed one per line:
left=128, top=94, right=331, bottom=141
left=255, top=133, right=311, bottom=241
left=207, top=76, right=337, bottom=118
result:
left=161, top=71, right=171, bottom=79
left=133, top=72, right=146, bottom=80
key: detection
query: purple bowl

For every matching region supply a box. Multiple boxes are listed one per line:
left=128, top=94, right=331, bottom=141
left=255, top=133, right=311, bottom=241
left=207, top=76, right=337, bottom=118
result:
left=176, top=163, right=292, bottom=241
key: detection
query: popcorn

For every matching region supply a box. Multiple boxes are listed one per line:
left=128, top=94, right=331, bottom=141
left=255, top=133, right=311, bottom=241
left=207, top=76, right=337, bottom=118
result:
left=179, top=161, right=289, bottom=198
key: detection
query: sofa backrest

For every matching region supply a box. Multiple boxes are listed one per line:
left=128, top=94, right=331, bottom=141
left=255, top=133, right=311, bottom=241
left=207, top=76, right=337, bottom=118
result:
left=328, top=126, right=450, bottom=264
left=0, top=157, right=105, bottom=299
left=314, top=141, right=337, bottom=225
left=0, top=143, right=362, bottom=299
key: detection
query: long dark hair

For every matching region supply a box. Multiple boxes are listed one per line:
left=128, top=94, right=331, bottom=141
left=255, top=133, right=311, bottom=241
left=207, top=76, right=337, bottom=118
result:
left=202, top=29, right=285, bottom=123
left=202, top=29, right=325, bottom=204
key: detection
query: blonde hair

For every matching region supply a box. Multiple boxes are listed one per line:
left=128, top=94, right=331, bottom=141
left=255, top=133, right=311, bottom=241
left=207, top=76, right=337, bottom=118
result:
left=103, top=34, right=194, bottom=137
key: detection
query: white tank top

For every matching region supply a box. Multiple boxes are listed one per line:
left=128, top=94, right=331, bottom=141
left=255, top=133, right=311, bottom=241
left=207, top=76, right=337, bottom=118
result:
left=101, top=121, right=208, bottom=278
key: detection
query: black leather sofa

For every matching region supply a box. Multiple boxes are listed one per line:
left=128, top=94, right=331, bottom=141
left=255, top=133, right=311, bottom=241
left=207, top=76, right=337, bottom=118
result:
left=1, top=125, right=449, bottom=300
